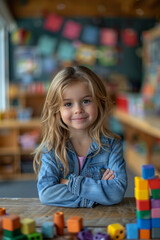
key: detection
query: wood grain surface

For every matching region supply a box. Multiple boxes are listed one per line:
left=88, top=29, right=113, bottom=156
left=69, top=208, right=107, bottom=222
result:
left=0, top=198, right=136, bottom=228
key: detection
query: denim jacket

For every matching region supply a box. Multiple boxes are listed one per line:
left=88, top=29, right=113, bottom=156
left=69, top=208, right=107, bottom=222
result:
left=37, top=136, right=127, bottom=208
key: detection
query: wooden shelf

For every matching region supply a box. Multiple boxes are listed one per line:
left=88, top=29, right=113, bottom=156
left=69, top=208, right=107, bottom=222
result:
left=0, top=118, right=41, bottom=179
left=0, top=118, right=41, bottom=129
left=0, top=147, right=20, bottom=155
left=112, top=108, right=160, bottom=175
left=125, top=144, right=160, bottom=176
left=112, top=108, right=160, bottom=138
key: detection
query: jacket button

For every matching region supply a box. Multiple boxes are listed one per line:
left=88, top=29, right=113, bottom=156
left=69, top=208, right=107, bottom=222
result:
left=59, top=167, right=63, bottom=172
left=100, top=167, right=106, bottom=173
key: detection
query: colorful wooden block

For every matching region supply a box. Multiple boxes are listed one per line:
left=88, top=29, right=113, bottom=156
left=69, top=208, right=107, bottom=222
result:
left=151, top=198, right=160, bottom=208
left=151, top=227, right=160, bottom=238
left=2, top=234, right=27, bottom=240
left=136, top=210, right=151, bottom=219
left=126, top=223, right=138, bottom=239
left=135, top=188, right=149, bottom=200
left=2, top=215, right=21, bottom=231
left=151, top=208, right=160, bottom=218
left=149, top=178, right=160, bottom=189
left=137, top=218, right=151, bottom=229
left=41, top=222, right=54, bottom=238
left=139, top=229, right=151, bottom=239
left=25, top=232, right=42, bottom=240
left=151, top=189, right=160, bottom=199
left=107, top=223, right=125, bottom=240
left=0, top=208, right=6, bottom=216
left=135, top=177, right=148, bottom=190
left=142, top=164, right=155, bottom=180
left=67, top=216, right=83, bottom=233
left=53, top=212, right=64, bottom=235
left=21, top=218, right=35, bottom=235
left=136, top=200, right=150, bottom=211
left=151, top=218, right=160, bottom=228
left=3, top=228, right=21, bottom=237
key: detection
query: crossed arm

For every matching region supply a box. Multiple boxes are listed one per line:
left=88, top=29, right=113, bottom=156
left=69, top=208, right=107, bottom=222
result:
left=60, top=168, right=115, bottom=184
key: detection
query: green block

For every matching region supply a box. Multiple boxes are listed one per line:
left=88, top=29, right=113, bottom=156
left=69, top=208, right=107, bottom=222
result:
left=152, top=189, right=160, bottom=199
left=3, top=228, right=21, bottom=238
left=26, top=232, right=42, bottom=240
left=136, top=209, right=151, bottom=219
left=2, top=234, right=27, bottom=240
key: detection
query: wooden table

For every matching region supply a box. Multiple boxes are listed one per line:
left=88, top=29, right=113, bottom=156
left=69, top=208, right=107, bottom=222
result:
left=0, top=198, right=136, bottom=239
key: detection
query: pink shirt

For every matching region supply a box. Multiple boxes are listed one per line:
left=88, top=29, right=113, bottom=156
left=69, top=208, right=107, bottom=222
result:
left=78, top=156, right=85, bottom=173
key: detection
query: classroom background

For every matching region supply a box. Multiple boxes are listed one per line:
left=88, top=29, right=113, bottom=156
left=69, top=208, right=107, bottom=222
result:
left=0, top=0, right=160, bottom=198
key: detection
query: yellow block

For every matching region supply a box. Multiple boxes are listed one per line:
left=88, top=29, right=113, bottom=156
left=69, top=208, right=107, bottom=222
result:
left=107, top=223, right=125, bottom=240
left=135, top=188, right=149, bottom=200
left=21, top=218, right=35, bottom=235
left=135, top=176, right=148, bottom=190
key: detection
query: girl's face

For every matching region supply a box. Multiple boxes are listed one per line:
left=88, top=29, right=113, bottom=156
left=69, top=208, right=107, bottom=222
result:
left=60, top=81, right=98, bottom=133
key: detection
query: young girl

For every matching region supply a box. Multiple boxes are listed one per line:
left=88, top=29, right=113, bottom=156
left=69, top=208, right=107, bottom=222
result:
left=33, top=65, right=127, bottom=208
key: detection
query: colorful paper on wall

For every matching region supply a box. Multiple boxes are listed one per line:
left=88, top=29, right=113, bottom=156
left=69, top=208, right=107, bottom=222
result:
left=100, top=28, right=118, bottom=46
left=81, top=25, right=99, bottom=45
left=121, top=28, right=138, bottom=47
left=98, top=46, right=117, bottom=66
left=11, top=28, right=31, bottom=45
left=43, top=56, right=58, bottom=74
left=62, top=20, right=82, bottom=40
left=37, top=35, right=57, bottom=56
left=57, top=41, right=75, bottom=60
left=76, top=44, right=97, bottom=65
left=44, top=14, right=63, bottom=32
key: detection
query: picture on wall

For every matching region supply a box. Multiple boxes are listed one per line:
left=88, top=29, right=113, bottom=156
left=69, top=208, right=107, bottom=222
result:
left=14, top=47, right=41, bottom=85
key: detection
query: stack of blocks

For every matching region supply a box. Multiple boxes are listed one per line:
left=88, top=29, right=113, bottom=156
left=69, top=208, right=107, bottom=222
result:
left=135, top=164, right=160, bottom=239
left=2, top=215, right=27, bottom=240
left=21, top=218, right=42, bottom=240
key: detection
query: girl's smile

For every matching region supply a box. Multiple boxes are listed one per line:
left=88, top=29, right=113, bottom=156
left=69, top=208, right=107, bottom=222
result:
left=60, top=81, right=98, bottom=133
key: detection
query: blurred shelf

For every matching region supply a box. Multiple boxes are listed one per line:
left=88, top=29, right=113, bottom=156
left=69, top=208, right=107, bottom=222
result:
left=112, top=108, right=160, bottom=176
left=112, top=108, right=160, bottom=138
left=0, top=118, right=41, bottom=129
left=0, top=118, right=41, bottom=179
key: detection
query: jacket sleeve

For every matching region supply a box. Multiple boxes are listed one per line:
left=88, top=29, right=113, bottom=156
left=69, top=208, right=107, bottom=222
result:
left=37, top=151, right=94, bottom=208
left=67, top=139, right=128, bottom=205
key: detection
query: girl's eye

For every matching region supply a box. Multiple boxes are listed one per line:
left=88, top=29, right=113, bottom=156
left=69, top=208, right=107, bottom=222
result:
left=83, top=99, right=91, bottom=104
left=64, top=102, right=72, bottom=107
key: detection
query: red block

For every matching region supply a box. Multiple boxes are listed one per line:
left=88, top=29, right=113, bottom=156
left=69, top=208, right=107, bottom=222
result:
left=149, top=178, right=160, bottom=189
left=136, top=200, right=150, bottom=211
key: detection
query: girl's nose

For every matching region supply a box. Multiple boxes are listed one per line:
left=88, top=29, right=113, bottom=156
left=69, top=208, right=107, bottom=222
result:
left=74, top=104, right=84, bottom=114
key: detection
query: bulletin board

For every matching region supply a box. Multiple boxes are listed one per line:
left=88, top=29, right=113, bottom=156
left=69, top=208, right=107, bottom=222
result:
left=142, top=26, right=160, bottom=115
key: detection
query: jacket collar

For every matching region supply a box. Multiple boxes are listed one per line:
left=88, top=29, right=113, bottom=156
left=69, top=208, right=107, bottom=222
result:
left=66, top=135, right=110, bottom=155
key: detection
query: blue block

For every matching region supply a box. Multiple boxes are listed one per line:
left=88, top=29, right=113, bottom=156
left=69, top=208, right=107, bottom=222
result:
left=42, top=222, right=54, bottom=238
left=126, top=223, right=138, bottom=239
left=151, top=218, right=160, bottom=228
left=142, top=164, right=155, bottom=180
left=137, top=218, right=151, bottom=229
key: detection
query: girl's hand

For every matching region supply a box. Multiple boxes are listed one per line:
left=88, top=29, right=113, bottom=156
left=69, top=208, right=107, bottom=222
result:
left=60, top=178, right=69, bottom=185
left=101, top=168, right=115, bottom=180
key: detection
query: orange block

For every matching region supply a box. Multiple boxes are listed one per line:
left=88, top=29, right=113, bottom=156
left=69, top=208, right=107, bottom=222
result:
left=67, top=216, right=83, bottom=233
left=139, top=229, right=151, bottom=239
left=2, top=215, right=21, bottom=231
left=54, top=212, right=64, bottom=235
left=0, top=208, right=6, bottom=216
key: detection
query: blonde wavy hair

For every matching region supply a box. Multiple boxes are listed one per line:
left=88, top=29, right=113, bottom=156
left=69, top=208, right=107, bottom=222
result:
left=33, top=65, right=119, bottom=176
